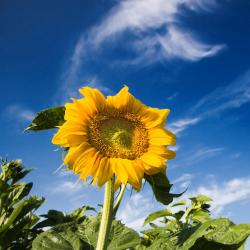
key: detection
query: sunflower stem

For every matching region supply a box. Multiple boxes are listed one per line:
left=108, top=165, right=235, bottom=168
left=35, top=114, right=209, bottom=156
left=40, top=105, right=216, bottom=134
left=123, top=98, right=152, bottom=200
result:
left=96, top=178, right=115, bottom=250
left=113, top=184, right=126, bottom=216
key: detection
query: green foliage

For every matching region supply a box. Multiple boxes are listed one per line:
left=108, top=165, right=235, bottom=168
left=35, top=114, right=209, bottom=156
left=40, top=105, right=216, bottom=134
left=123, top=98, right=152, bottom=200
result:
left=0, top=159, right=45, bottom=249
left=25, top=106, right=65, bottom=131
left=32, top=215, right=140, bottom=250
left=1, top=158, right=250, bottom=250
left=144, top=173, right=184, bottom=205
left=34, top=206, right=96, bottom=229
left=139, top=195, right=250, bottom=250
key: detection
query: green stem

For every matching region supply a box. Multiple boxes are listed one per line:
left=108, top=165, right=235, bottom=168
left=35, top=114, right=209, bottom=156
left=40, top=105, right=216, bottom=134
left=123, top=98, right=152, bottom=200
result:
left=113, top=184, right=126, bottom=216
left=96, top=178, right=115, bottom=250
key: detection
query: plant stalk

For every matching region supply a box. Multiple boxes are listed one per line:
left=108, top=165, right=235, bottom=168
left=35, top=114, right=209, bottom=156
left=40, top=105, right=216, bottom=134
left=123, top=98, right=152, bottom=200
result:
left=113, top=184, right=126, bottom=216
left=96, top=178, right=115, bottom=250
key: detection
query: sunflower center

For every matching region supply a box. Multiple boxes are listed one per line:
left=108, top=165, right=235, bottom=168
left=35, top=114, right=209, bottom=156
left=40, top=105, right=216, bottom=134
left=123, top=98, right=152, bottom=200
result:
left=88, top=111, right=148, bottom=159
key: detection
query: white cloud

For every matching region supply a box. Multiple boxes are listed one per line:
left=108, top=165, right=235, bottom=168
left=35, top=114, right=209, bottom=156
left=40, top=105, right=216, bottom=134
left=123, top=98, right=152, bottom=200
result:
left=168, top=117, right=201, bottom=134
left=51, top=180, right=84, bottom=194
left=88, top=0, right=221, bottom=49
left=3, top=105, right=34, bottom=123
left=118, top=176, right=250, bottom=231
left=131, top=26, right=224, bottom=64
left=61, top=0, right=225, bottom=93
left=117, top=193, right=156, bottom=231
left=173, top=173, right=194, bottom=189
left=190, top=177, right=250, bottom=215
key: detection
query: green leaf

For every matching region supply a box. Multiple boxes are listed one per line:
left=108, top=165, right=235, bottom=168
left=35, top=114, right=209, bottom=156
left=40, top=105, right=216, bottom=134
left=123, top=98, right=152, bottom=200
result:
left=143, top=209, right=173, bottom=226
left=8, top=182, right=33, bottom=207
left=32, top=216, right=140, bottom=250
left=191, top=210, right=210, bottom=224
left=204, top=219, right=250, bottom=245
left=108, top=219, right=140, bottom=250
left=177, top=218, right=250, bottom=250
left=0, top=200, right=27, bottom=233
left=25, top=106, right=66, bottom=131
left=144, top=173, right=183, bottom=205
left=190, top=195, right=212, bottom=204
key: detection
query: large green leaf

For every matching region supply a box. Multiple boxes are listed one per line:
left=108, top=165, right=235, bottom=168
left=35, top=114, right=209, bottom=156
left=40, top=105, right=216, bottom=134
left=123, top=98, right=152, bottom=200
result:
left=32, top=216, right=140, bottom=250
left=108, top=219, right=140, bottom=250
left=32, top=222, right=89, bottom=250
left=177, top=218, right=250, bottom=250
left=25, top=106, right=66, bottom=131
left=204, top=219, right=250, bottom=245
left=144, top=173, right=183, bottom=205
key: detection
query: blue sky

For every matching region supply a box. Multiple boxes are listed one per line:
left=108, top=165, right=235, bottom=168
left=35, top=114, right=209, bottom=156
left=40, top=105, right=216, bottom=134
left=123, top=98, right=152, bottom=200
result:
left=1, top=0, right=250, bottom=239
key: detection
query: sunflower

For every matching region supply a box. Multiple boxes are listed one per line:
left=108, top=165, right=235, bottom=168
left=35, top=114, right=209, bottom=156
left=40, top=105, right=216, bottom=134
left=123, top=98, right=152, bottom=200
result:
left=52, top=86, right=176, bottom=190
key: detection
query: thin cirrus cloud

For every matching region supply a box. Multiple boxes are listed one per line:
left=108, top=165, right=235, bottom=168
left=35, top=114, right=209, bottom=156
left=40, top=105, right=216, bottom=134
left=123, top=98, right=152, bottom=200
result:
left=170, top=146, right=225, bottom=169
left=60, top=0, right=225, bottom=101
left=168, top=117, right=201, bottom=135
left=2, top=104, right=34, bottom=123
left=168, top=70, right=250, bottom=135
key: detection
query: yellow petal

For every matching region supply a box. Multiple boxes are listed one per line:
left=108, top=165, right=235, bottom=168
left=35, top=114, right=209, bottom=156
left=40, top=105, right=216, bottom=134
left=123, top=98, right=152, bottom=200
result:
left=141, top=152, right=166, bottom=168
left=52, top=122, right=87, bottom=147
left=64, top=143, right=91, bottom=166
left=124, top=159, right=143, bottom=190
left=78, top=150, right=101, bottom=180
left=138, top=158, right=163, bottom=175
left=107, top=85, right=142, bottom=112
left=79, top=86, right=106, bottom=112
left=140, top=108, right=170, bottom=129
left=64, top=99, right=91, bottom=121
left=106, top=86, right=130, bottom=109
left=110, top=158, right=128, bottom=184
left=95, top=157, right=113, bottom=187
left=149, top=128, right=176, bottom=146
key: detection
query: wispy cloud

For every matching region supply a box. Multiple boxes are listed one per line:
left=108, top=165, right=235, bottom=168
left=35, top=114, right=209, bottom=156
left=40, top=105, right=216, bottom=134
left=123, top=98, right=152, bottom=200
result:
left=187, top=147, right=224, bottom=165
left=2, top=104, right=34, bottom=123
left=168, top=117, right=201, bottom=135
left=192, top=70, right=250, bottom=118
left=87, top=0, right=224, bottom=56
left=190, top=177, right=250, bottom=215
left=60, top=0, right=225, bottom=99
left=168, top=70, right=250, bottom=135
left=167, top=92, right=179, bottom=101
left=171, top=146, right=224, bottom=169
left=173, top=173, right=195, bottom=189
left=51, top=180, right=84, bottom=194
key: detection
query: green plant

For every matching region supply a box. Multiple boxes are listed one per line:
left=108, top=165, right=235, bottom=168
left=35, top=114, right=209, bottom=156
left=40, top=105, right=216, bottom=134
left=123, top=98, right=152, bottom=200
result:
left=138, top=195, right=250, bottom=249
left=0, top=159, right=44, bottom=249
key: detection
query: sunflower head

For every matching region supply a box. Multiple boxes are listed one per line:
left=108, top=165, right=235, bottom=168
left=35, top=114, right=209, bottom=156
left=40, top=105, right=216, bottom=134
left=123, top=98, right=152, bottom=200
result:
left=52, top=86, right=176, bottom=190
